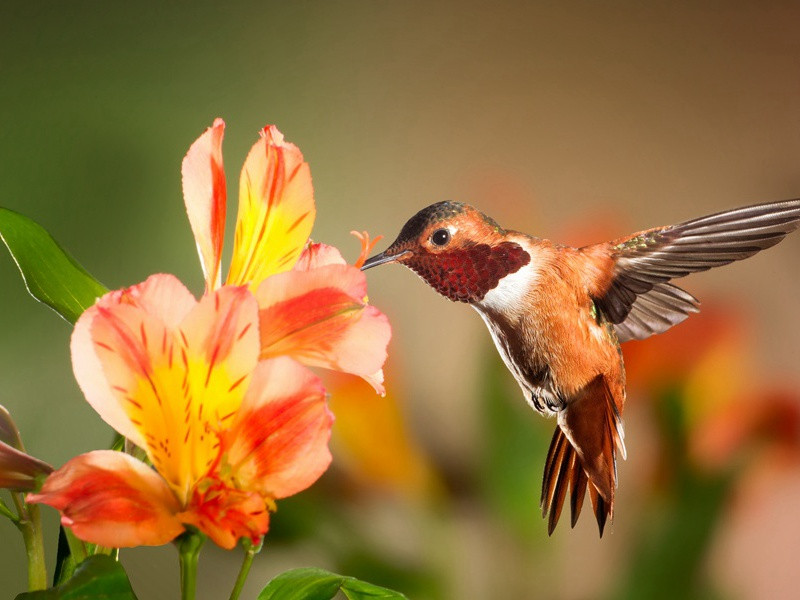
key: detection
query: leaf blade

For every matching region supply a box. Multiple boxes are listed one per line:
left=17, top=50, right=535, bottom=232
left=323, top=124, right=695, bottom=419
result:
left=258, top=567, right=407, bottom=600
left=15, top=554, right=138, bottom=599
left=0, top=207, right=107, bottom=324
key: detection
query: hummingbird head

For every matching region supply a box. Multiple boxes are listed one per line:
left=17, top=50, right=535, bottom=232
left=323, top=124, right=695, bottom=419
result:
left=362, top=201, right=531, bottom=303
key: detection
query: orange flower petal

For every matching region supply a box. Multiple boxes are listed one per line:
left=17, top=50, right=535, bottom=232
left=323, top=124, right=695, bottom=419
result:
left=327, top=371, right=439, bottom=501
left=182, top=118, right=227, bottom=292
left=225, top=357, right=333, bottom=499
left=227, top=125, right=316, bottom=289
left=71, top=274, right=197, bottom=448
left=293, top=242, right=347, bottom=271
left=256, top=266, right=391, bottom=393
left=28, top=450, right=184, bottom=547
left=180, top=480, right=270, bottom=549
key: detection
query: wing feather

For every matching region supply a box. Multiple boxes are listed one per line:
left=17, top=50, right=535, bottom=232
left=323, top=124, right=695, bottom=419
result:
left=594, top=198, right=800, bottom=332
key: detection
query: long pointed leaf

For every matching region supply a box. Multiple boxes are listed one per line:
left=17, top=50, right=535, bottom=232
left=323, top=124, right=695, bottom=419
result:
left=258, top=567, right=407, bottom=600
left=0, top=207, right=107, bottom=324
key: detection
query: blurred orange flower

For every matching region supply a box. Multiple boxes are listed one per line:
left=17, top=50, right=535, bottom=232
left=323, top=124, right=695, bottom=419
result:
left=326, top=371, right=440, bottom=502
left=29, top=275, right=333, bottom=549
left=181, top=119, right=390, bottom=393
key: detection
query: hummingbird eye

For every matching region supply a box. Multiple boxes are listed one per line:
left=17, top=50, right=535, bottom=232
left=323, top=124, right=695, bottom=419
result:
left=431, top=228, right=451, bottom=246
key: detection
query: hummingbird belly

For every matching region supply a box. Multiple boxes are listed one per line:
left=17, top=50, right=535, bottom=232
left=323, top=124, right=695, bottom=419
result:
left=474, top=306, right=566, bottom=415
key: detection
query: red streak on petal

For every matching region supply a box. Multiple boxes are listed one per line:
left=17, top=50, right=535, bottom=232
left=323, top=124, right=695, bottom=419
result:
left=237, top=322, right=252, bottom=341
left=228, top=375, right=247, bottom=393
left=286, top=211, right=310, bottom=233
left=205, top=345, right=220, bottom=387
left=126, top=397, right=143, bottom=410
left=139, top=322, right=148, bottom=351
left=286, top=160, right=303, bottom=183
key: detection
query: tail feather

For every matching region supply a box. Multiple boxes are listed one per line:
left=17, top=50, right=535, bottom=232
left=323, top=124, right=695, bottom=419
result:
left=547, top=442, right=573, bottom=534
left=589, top=485, right=611, bottom=537
left=569, top=459, right=588, bottom=528
left=540, top=374, right=624, bottom=536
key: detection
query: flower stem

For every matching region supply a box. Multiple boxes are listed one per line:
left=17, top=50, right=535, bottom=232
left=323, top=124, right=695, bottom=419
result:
left=228, top=538, right=263, bottom=600
left=177, top=530, right=205, bottom=600
left=11, top=492, right=47, bottom=591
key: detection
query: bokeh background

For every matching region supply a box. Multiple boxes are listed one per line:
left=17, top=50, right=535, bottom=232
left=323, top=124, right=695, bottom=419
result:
left=2, top=2, right=800, bottom=598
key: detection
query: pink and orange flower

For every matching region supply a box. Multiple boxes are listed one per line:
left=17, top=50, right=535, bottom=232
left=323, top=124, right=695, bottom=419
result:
left=29, top=121, right=391, bottom=549
left=183, top=119, right=390, bottom=393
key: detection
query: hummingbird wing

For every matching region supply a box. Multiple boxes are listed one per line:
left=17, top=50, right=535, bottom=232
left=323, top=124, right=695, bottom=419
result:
left=613, top=282, right=699, bottom=342
left=592, top=198, right=800, bottom=340
left=541, top=374, right=624, bottom=536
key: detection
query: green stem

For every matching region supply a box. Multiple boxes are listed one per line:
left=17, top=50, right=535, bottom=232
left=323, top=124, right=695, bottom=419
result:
left=65, top=528, right=88, bottom=563
left=228, top=538, right=263, bottom=600
left=177, top=530, right=205, bottom=600
left=12, top=492, right=47, bottom=591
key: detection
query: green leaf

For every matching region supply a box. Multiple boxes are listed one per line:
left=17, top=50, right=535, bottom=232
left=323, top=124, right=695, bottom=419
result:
left=15, top=555, right=137, bottom=599
left=258, top=567, right=408, bottom=600
left=0, top=207, right=107, bottom=324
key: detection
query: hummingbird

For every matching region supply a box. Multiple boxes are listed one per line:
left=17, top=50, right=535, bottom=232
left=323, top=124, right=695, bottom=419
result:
left=361, top=198, right=800, bottom=536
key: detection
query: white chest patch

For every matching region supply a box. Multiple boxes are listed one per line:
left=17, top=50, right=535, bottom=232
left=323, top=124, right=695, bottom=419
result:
left=477, top=261, right=539, bottom=313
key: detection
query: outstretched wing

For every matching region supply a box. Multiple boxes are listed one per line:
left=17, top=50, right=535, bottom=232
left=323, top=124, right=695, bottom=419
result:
left=591, top=198, right=800, bottom=341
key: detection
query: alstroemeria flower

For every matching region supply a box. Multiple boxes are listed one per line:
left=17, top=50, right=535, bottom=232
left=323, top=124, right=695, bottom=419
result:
left=29, top=274, right=332, bottom=549
left=181, top=119, right=390, bottom=393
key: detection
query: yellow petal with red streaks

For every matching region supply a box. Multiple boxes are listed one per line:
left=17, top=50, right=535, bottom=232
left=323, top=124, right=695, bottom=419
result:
left=74, top=276, right=260, bottom=503
left=227, top=125, right=315, bottom=289
left=27, top=450, right=184, bottom=547
left=256, top=265, right=391, bottom=393
left=71, top=274, right=197, bottom=449
left=182, top=118, right=227, bottom=292
left=224, top=357, right=332, bottom=499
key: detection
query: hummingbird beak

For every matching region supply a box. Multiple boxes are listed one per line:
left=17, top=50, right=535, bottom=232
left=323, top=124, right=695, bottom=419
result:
left=360, top=250, right=412, bottom=271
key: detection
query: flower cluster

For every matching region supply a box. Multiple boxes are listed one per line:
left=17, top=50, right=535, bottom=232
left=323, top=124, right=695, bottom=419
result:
left=28, top=119, right=391, bottom=549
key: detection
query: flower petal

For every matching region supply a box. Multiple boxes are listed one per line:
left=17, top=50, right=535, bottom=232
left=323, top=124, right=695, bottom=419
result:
left=182, top=118, right=227, bottom=292
left=225, top=357, right=333, bottom=499
left=227, top=125, right=315, bottom=289
left=256, top=265, right=391, bottom=393
left=72, top=274, right=197, bottom=448
left=293, top=242, right=347, bottom=271
left=27, top=450, right=184, bottom=547
left=74, top=276, right=260, bottom=503
left=180, top=480, right=270, bottom=549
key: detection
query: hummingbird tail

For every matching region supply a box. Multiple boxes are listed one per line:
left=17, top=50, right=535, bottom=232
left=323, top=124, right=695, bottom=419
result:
left=541, top=375, right=625, bottom=536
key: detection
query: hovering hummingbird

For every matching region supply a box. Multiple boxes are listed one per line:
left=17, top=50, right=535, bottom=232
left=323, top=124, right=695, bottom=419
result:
left=361, top=198, right=800, bottom=536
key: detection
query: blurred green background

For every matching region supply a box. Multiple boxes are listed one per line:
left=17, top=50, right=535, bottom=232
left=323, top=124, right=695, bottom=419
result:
left=2, top=2, right=800, bottom=598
